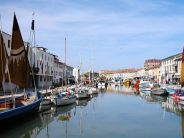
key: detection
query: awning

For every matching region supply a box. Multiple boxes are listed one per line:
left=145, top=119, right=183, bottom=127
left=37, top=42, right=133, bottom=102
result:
left=173, top=75, right=180, bottom=78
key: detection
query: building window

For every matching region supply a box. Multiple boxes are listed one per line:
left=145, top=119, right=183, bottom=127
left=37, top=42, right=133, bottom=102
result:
left=40, top=76, right=42, bottom=81
left=8, top=40, right=10, bottom=48
left=37, top=60, right=39, bottom=68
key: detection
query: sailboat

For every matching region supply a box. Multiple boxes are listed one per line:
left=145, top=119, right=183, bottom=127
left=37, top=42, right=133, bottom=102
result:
left=52, top=38, right=76, bottom=106
left=0, top=13, right=42, bottom=123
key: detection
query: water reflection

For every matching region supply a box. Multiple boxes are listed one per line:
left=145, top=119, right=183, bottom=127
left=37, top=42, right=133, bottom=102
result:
left=107, top=85, right=135, bottom=95
left=2, top=85, right=184, bottom=138
left=76, top=98, right=90, bottom=107
left=162, top=97, right=183, bottom=115
left=52, top=104, right=76, bottom=117
left=0, top=114, right=43, bottom=138
left=140, top=91, right=167, bottom=104
left=181, top=111, right=184, bottom=138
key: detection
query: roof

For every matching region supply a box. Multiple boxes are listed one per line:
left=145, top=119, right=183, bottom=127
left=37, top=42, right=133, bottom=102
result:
left=144, top=59, right=161, bottom=63
left=162, top=53, right=182, bottom=61
left=101, top=68, right=140, bottom=74
left=146, top=65, right=161, bottom=70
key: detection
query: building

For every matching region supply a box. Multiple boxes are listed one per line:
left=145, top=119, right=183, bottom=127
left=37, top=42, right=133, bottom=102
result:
left=73, top=68, right=80, bottom=83
left=66, top=65, right=74, bottom=84
left=160, top=53, right=182, bottom=84
left=136, top=68, right=146, bottom=78
left=146, top=65, right=161, bottom=83
left=174, top=53, right=182, bottom=84
left=100, top=69, right=139, bottom=80
left=1, top=31, right=77, bottom=89
left=53, top=56, right=64, bottom=84
left=144, top=59, right=161, bottom=70
left=2, top=32, right=11, bottom=56
left=28, top=46, right=54, bottom=89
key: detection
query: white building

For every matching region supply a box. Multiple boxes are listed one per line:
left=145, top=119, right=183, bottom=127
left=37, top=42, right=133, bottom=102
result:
left=2, top=32, right=11, bottom=56
left=73, top=68, right=80, bottom=83
left=53, top=56, right=64, bottom=84
left=160, top=53, right=182, bottom=84
left=1, top=31, right=78, bottom=88
left=136, top=68, right=146, bottom=78
left=28, top=46, right=54, bottom=88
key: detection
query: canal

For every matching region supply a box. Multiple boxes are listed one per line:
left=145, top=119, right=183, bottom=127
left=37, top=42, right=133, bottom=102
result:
left=1, top=85, right=184, bottom=138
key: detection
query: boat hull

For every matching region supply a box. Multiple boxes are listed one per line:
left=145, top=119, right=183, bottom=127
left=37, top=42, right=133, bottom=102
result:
left=76, top=93, right=90, bottom=99
left=53, top=96, right=76, bottom=106
left=0, top=96, right=42, bottom=123
left=151, top=89, right=167, bottom=96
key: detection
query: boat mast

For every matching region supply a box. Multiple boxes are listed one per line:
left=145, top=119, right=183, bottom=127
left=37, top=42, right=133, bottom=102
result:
left=29, top=12, right=37, bottom=94
left=65, top=38, right=67, bottom=87
left=32, top=12, right=37, bottom=93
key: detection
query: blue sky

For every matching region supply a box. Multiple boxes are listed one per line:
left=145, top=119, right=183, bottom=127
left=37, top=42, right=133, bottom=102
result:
left=0, top=0, right=184, bottom=72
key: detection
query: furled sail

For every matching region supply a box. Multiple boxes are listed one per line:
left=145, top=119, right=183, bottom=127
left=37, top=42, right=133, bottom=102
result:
left=9, top=13, right=31, bottom=88
left=181, top=47, right=184, bottom=87
left=0, top=32, right=6, bottom=84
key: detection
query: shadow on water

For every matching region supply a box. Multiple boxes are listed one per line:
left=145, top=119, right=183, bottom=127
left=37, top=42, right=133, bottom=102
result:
left=0, top=113, right=43, bottom=138
left=76, top=98, right=90, bottom=107
left=0, top=103, right=77, bottom=138
left=52, top=103, right=76, bottom=117
left=140, top=91, right=167, bottom=104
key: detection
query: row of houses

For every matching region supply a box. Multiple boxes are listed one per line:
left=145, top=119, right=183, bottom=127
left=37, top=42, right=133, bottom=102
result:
left=100, top=52, right=182, bottom=85
left=2, top=31, right=80, bottom=89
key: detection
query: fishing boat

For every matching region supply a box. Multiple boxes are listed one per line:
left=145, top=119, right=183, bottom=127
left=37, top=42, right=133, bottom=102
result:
left=52, top=91, right=76, bottom=106
left=0, top=93, right=24, bottom=104
left=51, top=38, right=76, bottom=106
left=98, top=80, right=106, bottom=89
left=0, top=14, right=42, bottom=122
left=139, top=80, right=152, bottom=91
left=123, top=79, right=131, bottom=87
left=75, top=89, right=90, bottom=99
left=88, top=87, right=98, bottom=95
left=151, top=88, right=167, bottom=96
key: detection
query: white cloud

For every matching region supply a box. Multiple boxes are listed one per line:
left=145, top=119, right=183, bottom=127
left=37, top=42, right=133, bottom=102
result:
left=0, top=0, right=184, bottom=71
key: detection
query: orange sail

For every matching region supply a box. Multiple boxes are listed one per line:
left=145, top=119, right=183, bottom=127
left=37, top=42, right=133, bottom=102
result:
left=8, top=14, right=31, bottom=88
left=0, top=32, right=7, bottom=84
left=181, top=47, right=184, bottom=87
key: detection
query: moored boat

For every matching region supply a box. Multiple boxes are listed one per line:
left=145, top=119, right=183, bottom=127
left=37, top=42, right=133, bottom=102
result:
left=52, top=91, right=76, bottom=106
left=139, top=80, right=152, bottom=92
left=0, top=14, right=42, bottom=122
left=151, top=88, right=167, bottom=96
left=75, top=89, right=90, bottom=99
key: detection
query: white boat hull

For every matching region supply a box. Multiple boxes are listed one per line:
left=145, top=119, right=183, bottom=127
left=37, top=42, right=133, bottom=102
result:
left=151, top=89, right=167, bottom=95
left=53, top=96, right=76, bottom=106
left=40, top=98, right=51, bottom=106
left=76, top=92, right=89, bottom=99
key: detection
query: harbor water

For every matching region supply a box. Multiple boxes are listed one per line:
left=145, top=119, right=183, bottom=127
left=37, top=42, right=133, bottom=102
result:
left=1, top=86, right=184, bottom=138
